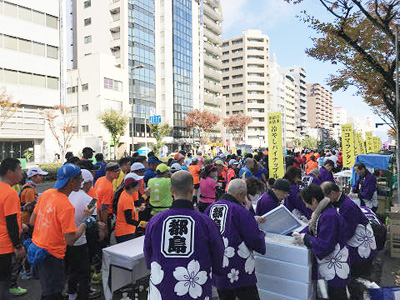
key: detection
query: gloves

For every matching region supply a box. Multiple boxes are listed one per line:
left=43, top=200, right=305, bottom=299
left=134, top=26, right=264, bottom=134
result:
left=138, top=221, right=147, bottom=228
left=292, top=232, right=305, bottom=245
left=82, top=216, right=97, bottom=228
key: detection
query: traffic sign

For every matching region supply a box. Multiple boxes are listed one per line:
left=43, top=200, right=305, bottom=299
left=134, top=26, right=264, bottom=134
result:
left=149, top=115, right=161, bottom=124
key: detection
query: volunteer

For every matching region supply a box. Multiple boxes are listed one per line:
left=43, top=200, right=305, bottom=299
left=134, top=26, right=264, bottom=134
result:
left=255, top=179, right=290, bottom=216
left=148, top=164, right=172, bottom=216
left=353, top=162, right=378, bottom=211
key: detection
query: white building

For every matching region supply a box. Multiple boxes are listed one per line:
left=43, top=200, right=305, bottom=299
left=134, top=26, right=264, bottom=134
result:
left=0, top=0, right=61, bottom=163
left=332, top=106, right=347, bottom=141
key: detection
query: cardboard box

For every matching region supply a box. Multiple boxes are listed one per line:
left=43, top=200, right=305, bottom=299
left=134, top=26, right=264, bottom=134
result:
left=390, top=212, right=400, bottom=226
left=390, top=240, right=400, bottom=258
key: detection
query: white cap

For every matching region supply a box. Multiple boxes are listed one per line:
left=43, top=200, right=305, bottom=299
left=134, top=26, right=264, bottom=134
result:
left=124, top=172, right=144, bottom=183
left=170, top=163, right=182, bottom=172
left=27, top=167, right=48, bottom=178
left=81, top=169, right=94, bottom=183
left=131, top=162, right=146, bottom=171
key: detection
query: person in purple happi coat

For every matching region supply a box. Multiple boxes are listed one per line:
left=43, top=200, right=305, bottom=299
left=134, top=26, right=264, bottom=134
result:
left=322, top=182, right=377, bottom=298
left=353, top=162, right=378, bottom=212
left=284, top=166, right=312, bottom=220
left=255, top=178, right=290, bottom=216
left=301, top=168, right=322, bottom=187
left=319, top=159, right=335, bottom=184
left=144, top=171, right=224, bottom=300
left=293, top=184, right=350, bottom=300
left=205, top=179, right=266, bottom=300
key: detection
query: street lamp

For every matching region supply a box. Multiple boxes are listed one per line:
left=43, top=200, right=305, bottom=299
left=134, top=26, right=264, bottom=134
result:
left=131, top=65, right=145, bottom=154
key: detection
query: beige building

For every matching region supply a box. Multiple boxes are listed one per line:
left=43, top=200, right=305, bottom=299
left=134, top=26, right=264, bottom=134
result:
left=307, top=83, right=333, bottom=141
left=222, top=30, right=270, bottom=148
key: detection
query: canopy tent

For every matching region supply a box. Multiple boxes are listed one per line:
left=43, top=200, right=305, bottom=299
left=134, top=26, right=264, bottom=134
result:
left=351, top=154, right=392, bottom=186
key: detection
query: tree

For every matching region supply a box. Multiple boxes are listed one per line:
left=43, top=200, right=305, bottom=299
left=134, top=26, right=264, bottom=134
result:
left=0, top=87, right=19, bottom=128
left=99, top=109, right=129, bottom=160
left=185, top=109, right=220, bottom=146
left=285, top=0, right=400, bottom=130
left=301, top=136, right=318, bottom=149
left=223, top=114, right=252, bottom=145
left=40, top=105, right=76, bottom=163
left=149, top=122, right=172, bottom=156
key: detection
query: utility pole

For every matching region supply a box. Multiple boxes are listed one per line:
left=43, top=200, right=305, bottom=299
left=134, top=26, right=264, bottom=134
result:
left=396, top=25, right=400, bottom=203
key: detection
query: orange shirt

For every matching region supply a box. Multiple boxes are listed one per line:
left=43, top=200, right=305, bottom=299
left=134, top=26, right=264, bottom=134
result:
left=87, top=187, right=96, bottom=199
left=94, top=176, right=114, bottom=215
left=306, top=161, right=319, bottom=175
left=189, top=165, right=201, bottom=185
left=115, top=190, right=138, bottom=237
left=20, top=183, right=37, bottom=225
left=32, top=189, right=76, bottom=259
left=305, top=153, right=312, bottom=162
left=139, top=179, right=144, bottom=195
left=0, top=183, right=21, bottom=254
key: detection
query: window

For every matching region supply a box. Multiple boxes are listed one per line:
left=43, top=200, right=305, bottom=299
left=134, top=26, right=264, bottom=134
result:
left=222, top=59, right=229, bottom=64
left=84, top=35, right=92, bottom=44
left=222, top=51, right=229, bottom=55
left=32, top=42, right=45, bottom=56
left=84, top=0, right=91, bottom=8
left=3, top=69, right=18, bottom=84
left=19, top=72, right=32, bottom=85
left=104, top=78, right=113, bottom=89
left=232, top=65, right=243, bottom=70
left=3, top=2, right=17, bottom=17
left=232, top=48, right=243, bottom=54
left=232, top=92, right=242, bottom=97
left=18, top=6, right=32, bottom=22
left=82, top=125, right=89, bottom=133
left=232, top=57, right=243, bottom=62
left=221, top=68, right=229, bottom=72
left=46, top=15, right=58, bottom=29
left=47, top=76, right=59, bottom=89
left=248, top=90, right=264, bottom=95
left=232, top=39, right=243, bottom=45
left=222, top=76, right=229, bottom=81
left=248, top=81, right=264, bottom=86
left=32, top=10, right=45, bottom=25
left=82, top=104, right=89, bottom=112
left=247, top=38, right=263, bottom=42
left=4, top=35, right=17, bottom=51
left=232, top=74, right=243, bottom=79
left=47, top=45, right=58, bottom=59
left=84, top=18, right=91, bottom=26
left=232, top=83, right=243, bottom=88
left=223, top=94, right=229, bottom=98
left=33, top=74, right=46, bottom=87
left=18, top=39, right=32, bottom=53
left=82, top=83, right=89, bottom=91
left=222, top=85, right=229, bottom=89
left=222, top=42, right=229, bottom=47
left=247, top=47, right=263, bottom=51
left=248, top=55, right=264, bottom=60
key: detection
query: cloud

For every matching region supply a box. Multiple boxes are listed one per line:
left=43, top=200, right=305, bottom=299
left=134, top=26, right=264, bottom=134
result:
left=220, top=0, right=296, bottom=37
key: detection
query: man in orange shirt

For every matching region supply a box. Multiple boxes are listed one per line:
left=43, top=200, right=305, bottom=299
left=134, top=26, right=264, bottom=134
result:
left=115, top=173, right=147, bottom=243
left=30, top=163, right=95, bottom=299
left=306, top=156, right=319, bottom=175
left=188, top=157, right=201, bottom=203
left=0, top=158, right=25, bottom=299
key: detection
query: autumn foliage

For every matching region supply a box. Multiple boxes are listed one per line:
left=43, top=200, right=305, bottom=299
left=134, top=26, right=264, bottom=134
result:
left=223, top=114, right=252, bottom=145
left=185, top=109, right=220, bottom=145
left=0, top=87, right=19, bottom=128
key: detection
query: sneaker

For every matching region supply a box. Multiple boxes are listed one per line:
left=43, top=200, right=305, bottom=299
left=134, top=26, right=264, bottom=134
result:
left=91, top=272, right=102, bottom=285
left=88, top=287, right=100, bottom=299
left=9, top=287, right=27, bottom=296
left=21, top=271, right=33, bottom=280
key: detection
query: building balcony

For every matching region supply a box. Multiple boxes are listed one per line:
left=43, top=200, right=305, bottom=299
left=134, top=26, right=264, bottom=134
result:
left=204, top=17, right=222, bottom=35
left=204, top=93, right=222, bottom=107
left=205, top=0, right=219, bottom=9
left=204, top=42, right=222, bottom=57
left=204, top=66, right=222, bottom=82
left=203, top=4, right=223, bottom=22
left=204, top=54, right=222, bottom=70
left=204, top=80, right=222, bottom=94
left=109, top=0, right=120, bottom=12
left=204, top=27, right=222, bottom=46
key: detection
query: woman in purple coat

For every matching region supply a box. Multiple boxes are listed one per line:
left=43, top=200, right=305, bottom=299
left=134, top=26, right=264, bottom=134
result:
left=283, top=166, right=312, bottom=220
left=293, top=184, right=350, bottom=300
left=319, top=159, right=335, bottom=184
left=255, top=179, right=290, bottom=216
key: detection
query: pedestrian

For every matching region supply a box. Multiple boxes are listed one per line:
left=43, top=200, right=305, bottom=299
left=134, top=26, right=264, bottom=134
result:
left=93, top=153, right=106, bottom=185
left=0, top=158, right=26, bottom=299
left=66, top=169, right=99, bottom=300
left=255, top=179, right=290, bottom=216
left=226, top=159, right=239, bottom=191
left=293, top=184, right=350, bottom=300
left=199, top=164, right=217, bottom=213
left=144, top=157, right=160, bottom=185
left=239, top=158, right=254, bottom=180
left=82, top=147, right=95, bottom=160
left=196, top=150, right=204, bottom=169
left=188, top=157, right=201, bottom=204
left=144, top=171, right=224, bottom=299
left=306, top=155, right=318, bottom=175
left=353, top=162, right=378, bottom=211
left=319, top=159, right=335, bottom=184
left=284, top=166, right=312, bottom=220
left=29, top=164, right=95, bottom=300
left=170, top=163, right=182, bottom=173
left=115, top=173, right=147, bottom=243
left=301, top=168, right=322, bottom=188
left=148, top=164, right=172, bottom=216
left=184, top=153, right=192, bottom=166
left=205, top=179, right=266, bottom=299
left=113, top=157, right=132, bottom=192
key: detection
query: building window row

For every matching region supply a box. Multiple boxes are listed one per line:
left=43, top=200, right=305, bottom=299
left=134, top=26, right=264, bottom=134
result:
left=232, top=65, right=243, bottom=70
left=104, top=77, right=123, bottom=91
left=67, top=83, right=89, bottom=94
left=84, top=35, right=92, bottom=44
left=0, top=68, right=58, bottom=89
left=232, top=57, right=243, bottom=62
left=247, top=38, right=264, bottom=43
left=232, top=48, right=243, bottom=54
left=0, top=34, right=59, bottom=59
left=84, top=17, right=91, bottom=26
left=1, top=1, right=58, bottom=29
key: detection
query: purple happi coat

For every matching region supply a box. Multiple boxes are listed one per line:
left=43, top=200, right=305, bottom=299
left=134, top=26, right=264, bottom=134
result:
left=144, top=199, right=224, bottom=299
left=284, top=183, right=312, bottom=219
left=333, top=194, right=377, bottom=265
left=303, top=205, right=350, bottom=287
left=205, top=193, right=266, bottom=290
left=319, top=167, right=335, bottom=183
left=353, top=171, right=377, bottom=209
left=255, top=189, right=280, bottom=216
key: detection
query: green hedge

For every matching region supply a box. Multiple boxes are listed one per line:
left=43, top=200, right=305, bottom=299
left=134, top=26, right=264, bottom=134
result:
left=38, top=163, right=62, bottom=182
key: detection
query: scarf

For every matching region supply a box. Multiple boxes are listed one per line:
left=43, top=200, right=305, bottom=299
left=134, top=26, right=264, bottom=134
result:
left=309, top=197, right=331, bottom=236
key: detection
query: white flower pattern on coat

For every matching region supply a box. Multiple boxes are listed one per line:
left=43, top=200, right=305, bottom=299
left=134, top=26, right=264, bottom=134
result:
left=317, top=243, right=350, bottom=281
left=348, top=223, right=377, bottom=258
left=237, top=241, right=255, bottom=274
left=148, top=262, right=164, bottom=300
left=223, top=237, right=235, bottom=268
left=173, top=259, right=207, bottom=299
left=227, top=268, right=239, bottom=283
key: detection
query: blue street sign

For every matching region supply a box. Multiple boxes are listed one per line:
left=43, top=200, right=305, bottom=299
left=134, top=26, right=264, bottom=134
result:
left=149, top=115, right=161, bottom=124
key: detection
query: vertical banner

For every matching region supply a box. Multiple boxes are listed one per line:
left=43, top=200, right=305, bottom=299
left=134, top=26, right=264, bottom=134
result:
left=354, top=132, right=361, bottom=157
left=365, top=131, right=374, bottom=153
left=268, top=112, right=284, bottom=179
left=358, top=133, right=366, bottom=154
left=374, top=137, right=381, bottom=153
left=341, top=124, right=355, bottom=168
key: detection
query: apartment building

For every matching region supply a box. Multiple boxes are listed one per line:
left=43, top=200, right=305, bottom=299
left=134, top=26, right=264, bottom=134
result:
left=332, top=106, right=347, bottom=141
left=222, top=30, right=270, bottom=148
left=0, top=0, right=61, bottom=162
left=307, top=83, right=333, bottom=141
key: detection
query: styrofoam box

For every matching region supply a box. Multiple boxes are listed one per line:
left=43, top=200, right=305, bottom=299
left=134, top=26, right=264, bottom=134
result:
left=258, top=289, right=298, bottom=300
left=255, top=256, right=312, bottom=283
left=257, top=273, right=313, bottom=300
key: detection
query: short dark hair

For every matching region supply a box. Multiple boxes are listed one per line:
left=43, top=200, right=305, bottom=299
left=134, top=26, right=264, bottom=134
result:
left=95, top=153, right=104, bottom=162
left=237, top=149, right=242, bottom=156
left=267, top=178, right=276, bottom=186
left=300, top=184, right=325, bottom=205
left=354, top=162, right=366, bottom=170
left=321, top=182, right=340, bottom=196
left=324, top=159, right=335, bottom=168
left=0, top=158, right=20, bottom=177
left=125, top=180, right=139, bottom=191
left=246, top=177, right=265, bottom=196
left=119, top=157, right=131, bottom=166
left=284, top=166, right=302, bottom=184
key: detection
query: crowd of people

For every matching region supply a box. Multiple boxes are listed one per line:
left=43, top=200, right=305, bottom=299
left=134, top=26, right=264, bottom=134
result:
left=0, top=146, right=387, bottom=299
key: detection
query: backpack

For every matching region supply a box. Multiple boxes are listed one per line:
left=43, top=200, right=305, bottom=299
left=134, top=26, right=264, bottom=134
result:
left=112, top=182, right=125, bottom=214
left=19, top=184, right=36, bottom=213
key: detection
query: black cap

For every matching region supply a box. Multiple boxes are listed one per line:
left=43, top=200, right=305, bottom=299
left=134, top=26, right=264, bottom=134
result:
left=78, top=160, right=101, bottom=171
left=82, top=147, right=95, bottom=155
left=272, top=179, right=291, bottom=193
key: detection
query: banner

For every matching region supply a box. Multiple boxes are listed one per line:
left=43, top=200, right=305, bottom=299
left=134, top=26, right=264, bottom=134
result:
left=354, top=132, right=361, bottom=157
left=341, top=124, right=355, bottom=168
left=358, top=133, right=366, bottom=154
left=365, top=131, right=374, bottom=153
left=374, top=137, right=381, bottom=153
left=268, top=112, right=284, bottom=179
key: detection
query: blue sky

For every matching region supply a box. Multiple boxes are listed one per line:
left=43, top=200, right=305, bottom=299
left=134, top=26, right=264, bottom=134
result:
left=219, top=0, right=390, bottom=140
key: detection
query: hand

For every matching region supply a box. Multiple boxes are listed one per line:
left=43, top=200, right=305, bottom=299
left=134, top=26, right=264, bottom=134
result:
left=138, top=221, right=147, bottom=228
left=292, top=232, right=305, bottom=245
left=255, top=216, right=266, bottom=224
left=144, top=188, right=151, bottom=197
left=84, top=205, right=96, bottom=217
left=14, top=246, right=26, bottom=261
left=22, top=223, right=29, bottom=232
left=138, top=204, right=146, bottom=212
left=82, top=216, right=97, bottom=228
left=98, top=221, right=108, bottom=241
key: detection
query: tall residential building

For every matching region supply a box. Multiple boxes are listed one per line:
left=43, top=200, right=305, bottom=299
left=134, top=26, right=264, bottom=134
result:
left=307, top=83, right=333, bottom=142
left=155, top=0, right=200, bottom=150
left=0, top=0, right=61, bottom=162
left=280, top=66, right=307, bottom=135
left=332, top=106, right=347, bottom=141
left=222, top=30, right=270, bottom=148
left=66, top=0, right=156, bottom=155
